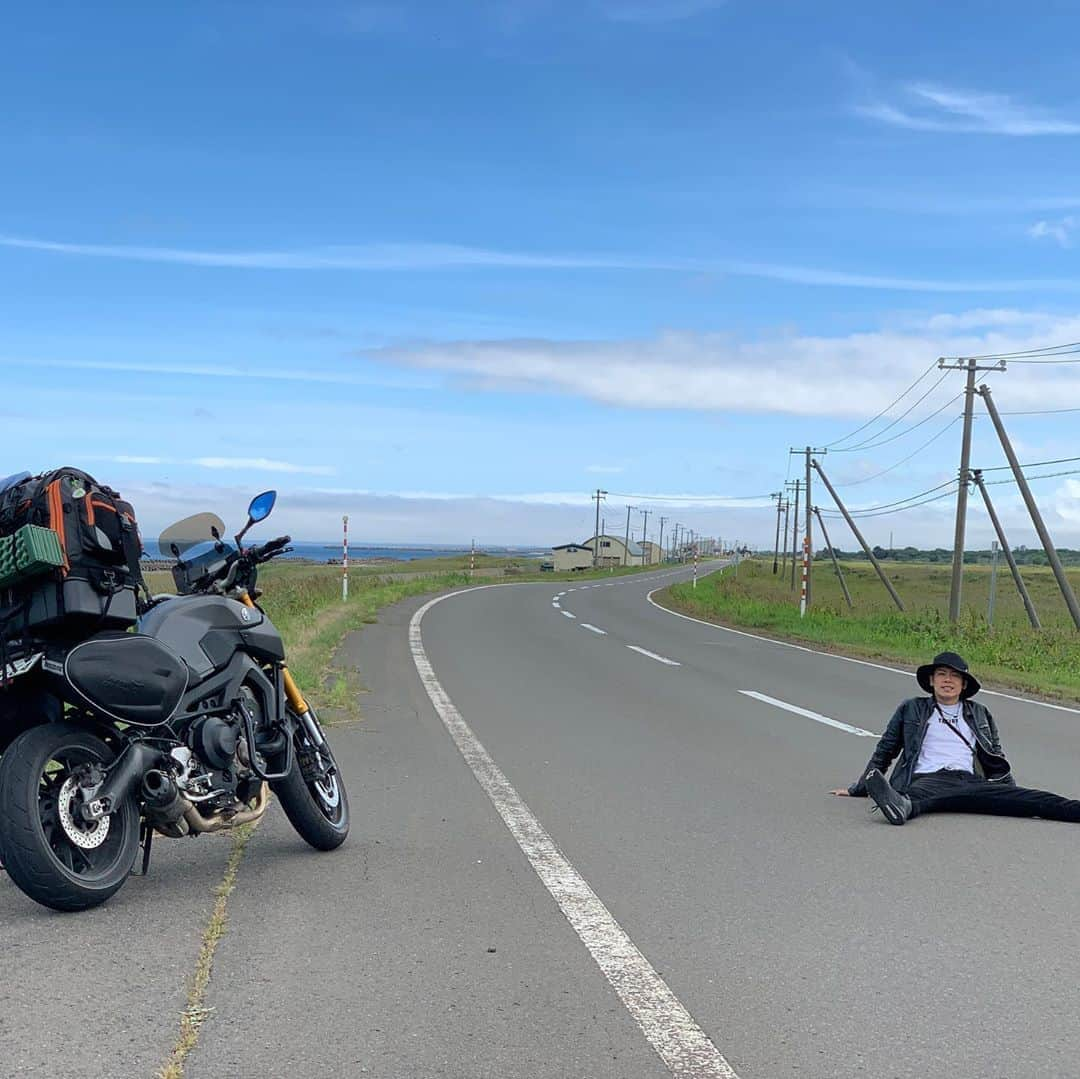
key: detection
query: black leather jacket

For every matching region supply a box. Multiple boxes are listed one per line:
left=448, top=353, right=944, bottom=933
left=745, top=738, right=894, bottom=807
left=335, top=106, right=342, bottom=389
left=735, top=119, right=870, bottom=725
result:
left=848, top=696, right=1014, bottom=796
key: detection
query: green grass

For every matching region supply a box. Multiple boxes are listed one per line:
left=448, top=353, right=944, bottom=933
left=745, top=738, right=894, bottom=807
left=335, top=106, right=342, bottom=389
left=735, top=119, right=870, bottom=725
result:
left=660, top=559, right=1080, bottom=702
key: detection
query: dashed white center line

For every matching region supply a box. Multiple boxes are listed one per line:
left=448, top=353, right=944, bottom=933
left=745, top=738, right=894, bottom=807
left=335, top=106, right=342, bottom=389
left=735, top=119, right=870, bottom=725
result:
left=580, top=623, right=607, bottom=635
left=552, top=602, right=561, bottom=609
left=561, top=610, right=576, bottom=619
left=626, top=645, right=681, bottom=666
left=410, top=589, right=738, bottom=1079
left=738, top=690, right=877, bottom=737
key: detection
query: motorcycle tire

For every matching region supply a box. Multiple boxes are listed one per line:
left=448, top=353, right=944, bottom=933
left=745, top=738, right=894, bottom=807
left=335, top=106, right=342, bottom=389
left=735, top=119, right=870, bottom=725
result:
left=271, top=713, right=349, bottom=851
left=0, top=722, right=140, bottom=911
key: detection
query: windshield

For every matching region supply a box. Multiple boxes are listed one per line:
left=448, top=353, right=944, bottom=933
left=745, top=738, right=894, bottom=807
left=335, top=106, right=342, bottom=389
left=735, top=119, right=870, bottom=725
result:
left=158, top=513, right=228, bottom=558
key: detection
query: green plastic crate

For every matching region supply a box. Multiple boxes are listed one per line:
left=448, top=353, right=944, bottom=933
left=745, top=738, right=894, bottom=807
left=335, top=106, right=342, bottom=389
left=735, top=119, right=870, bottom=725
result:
left=0, top=525, right=64, bottom=588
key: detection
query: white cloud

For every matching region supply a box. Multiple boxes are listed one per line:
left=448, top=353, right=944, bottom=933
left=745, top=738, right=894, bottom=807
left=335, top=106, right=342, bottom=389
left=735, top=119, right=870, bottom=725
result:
left=365, top=314, right=1080, bottom=417
left=856, top=81, right=1080, bottom=136
left=8, top=233, right=1080, bottom=293
left=586, top=464, right=625, bottom=474
left=1029, top=217, right=1078, bottom=248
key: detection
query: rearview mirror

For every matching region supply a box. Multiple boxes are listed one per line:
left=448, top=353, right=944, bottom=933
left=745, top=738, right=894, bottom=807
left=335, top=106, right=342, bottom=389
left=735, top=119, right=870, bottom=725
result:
left=247, top=490, right=277, bottom=523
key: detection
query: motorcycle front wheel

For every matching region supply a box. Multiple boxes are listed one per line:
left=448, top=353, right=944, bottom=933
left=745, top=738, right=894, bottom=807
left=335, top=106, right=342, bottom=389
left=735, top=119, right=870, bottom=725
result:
left=270, top=709, right=350, bottom=851
left=0, top=722, right=140, bottom=911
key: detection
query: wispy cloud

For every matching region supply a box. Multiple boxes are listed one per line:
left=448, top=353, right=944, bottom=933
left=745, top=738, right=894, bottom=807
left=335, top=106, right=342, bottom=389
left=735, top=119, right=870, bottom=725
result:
left=1, top=355, right=439, bottom=390
left=586, top=464, right=625, bottom=474
left=8, top=232, right=1080, bottom=293
left=95, top=455, right=335, bottom=476
left=365, top=313, right=1080, bottom=416
left=1029, top=216, right=1078, bottom=248
left=597, top=0, right=726, bottom=22
left=856, top=81, right=1080, bottom=136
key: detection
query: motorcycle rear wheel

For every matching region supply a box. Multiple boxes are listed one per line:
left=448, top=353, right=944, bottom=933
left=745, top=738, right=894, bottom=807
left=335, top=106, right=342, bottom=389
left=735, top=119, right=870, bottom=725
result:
left=0, top=722, right=140, bottom=911
left=270, top=710, right=349, bottom=851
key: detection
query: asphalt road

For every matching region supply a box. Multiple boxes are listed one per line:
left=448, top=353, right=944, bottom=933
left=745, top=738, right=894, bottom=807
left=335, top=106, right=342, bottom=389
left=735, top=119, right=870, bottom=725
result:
left=7, top=562, right=1080, bottom=1078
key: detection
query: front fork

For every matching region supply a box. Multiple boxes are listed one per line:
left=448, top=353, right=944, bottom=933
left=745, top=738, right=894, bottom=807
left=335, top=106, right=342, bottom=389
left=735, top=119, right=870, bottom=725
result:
left=239, top=591, right=327, bottom=751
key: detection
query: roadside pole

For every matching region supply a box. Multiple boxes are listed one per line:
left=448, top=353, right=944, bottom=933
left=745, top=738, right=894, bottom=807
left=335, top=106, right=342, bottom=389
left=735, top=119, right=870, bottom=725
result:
left=693, top=540, right=698, bottom=589
left=470, top=537, right=475, bottom=580
left=988, top=540, right=999, bottom=626
left=971, top=468, right=1040, bottom=629
left=342, top=515, right=349, bottom=602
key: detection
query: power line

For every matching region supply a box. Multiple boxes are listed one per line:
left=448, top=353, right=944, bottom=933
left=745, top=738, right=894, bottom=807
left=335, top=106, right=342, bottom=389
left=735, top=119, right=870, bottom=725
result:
left=820, top=484, right=959, bottom=520
left=827, top=391, right=964, bottom=453
left=834, top=415, right=960, bottom=487
left=940, top=341, right=1080, bottom=361
left=978, top=453, right=1080, bottom=473
left=823, top=359, right=940, bottom=449
left=1000, top=406, right=1080, bottom=416
left=826, top=369, right=952, bottom=453
left=984, top=466, right=1080, bottom=486
left=828, top=476, right=958, bottom=515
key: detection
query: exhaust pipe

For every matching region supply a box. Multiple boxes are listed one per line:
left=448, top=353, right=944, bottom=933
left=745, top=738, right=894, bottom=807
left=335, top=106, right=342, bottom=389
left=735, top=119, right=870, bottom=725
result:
left=182, top=782, right=269, bottom=833
left=141, top=769, right=186, bottom=822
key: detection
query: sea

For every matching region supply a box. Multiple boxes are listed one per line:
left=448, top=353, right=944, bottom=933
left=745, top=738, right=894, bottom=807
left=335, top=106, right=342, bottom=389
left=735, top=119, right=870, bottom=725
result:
left=147, top=541, right=548, bottom=564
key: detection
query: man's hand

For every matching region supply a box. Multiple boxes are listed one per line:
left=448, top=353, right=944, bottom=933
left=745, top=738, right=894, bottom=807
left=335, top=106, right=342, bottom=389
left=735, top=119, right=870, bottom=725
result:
left=829, top=788, right=850, bottom=796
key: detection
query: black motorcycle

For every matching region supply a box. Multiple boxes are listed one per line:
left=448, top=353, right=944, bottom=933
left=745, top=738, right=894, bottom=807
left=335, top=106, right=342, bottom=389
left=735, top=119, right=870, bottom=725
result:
left=0, top=491, right=349, bottom=911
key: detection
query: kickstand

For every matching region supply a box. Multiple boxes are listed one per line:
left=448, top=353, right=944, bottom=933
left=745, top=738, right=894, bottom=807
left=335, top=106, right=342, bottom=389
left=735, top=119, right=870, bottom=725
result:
left=135, top=821, right=154, bottom=876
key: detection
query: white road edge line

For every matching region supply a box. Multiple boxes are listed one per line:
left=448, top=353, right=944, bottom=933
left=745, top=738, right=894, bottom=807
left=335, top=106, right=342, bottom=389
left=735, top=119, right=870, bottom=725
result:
left=627, top=645, right=681, bottom=667
left=581, top=623, right=607, bottom=635
left=561, top=610, right=576, bottom=619
left=410, top=588, right=738, bottom=1079
left=739, top=690, right=877, bottom=738
left=645, top=587, right=1080, bottom=716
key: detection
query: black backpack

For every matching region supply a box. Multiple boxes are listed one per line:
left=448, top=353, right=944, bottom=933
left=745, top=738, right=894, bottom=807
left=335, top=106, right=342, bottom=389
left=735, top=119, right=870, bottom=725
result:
left=0, top=467, right=148, bottom=635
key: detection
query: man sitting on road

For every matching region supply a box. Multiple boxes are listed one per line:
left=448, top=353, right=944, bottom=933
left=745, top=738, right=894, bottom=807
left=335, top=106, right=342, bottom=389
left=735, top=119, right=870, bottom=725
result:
left=830, top=651, right=1080, bottom=825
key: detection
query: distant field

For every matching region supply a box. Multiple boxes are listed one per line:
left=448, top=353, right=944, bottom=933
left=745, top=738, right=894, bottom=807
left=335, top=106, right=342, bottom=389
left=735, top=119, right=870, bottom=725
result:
left=660, top=559, right=1080, bottom=702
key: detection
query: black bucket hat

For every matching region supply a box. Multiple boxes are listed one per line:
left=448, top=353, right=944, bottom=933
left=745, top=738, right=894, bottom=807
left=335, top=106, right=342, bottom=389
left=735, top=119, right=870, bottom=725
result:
left=916, top=651, right=981, bottom=699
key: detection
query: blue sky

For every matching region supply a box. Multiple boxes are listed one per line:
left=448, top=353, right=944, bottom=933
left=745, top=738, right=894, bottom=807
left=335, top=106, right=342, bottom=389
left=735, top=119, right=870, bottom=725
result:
left=5, top=0, right=1080, bottom=549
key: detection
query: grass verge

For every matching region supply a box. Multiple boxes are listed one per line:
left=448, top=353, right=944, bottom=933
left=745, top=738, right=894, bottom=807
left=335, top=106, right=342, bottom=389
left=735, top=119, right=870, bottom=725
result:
left=658, top=559, right=1080, bottom=703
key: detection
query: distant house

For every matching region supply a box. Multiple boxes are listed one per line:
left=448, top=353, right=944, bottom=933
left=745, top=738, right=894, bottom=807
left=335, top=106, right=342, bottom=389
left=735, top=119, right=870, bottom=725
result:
left=581, top=534, right=645, bottom=567
left=551, top=543, right=593, bottom=572
left=639, top=540, right=663, bottom=565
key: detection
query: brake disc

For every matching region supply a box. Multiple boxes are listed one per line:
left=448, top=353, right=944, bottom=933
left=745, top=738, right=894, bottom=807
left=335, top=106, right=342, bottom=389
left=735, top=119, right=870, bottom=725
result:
left=56, top=776, right=111, bottom=850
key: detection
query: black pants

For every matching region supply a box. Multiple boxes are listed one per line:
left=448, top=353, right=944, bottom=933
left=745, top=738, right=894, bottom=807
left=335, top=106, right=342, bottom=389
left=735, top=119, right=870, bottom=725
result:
left=906, top=769, right=1080, bottom=822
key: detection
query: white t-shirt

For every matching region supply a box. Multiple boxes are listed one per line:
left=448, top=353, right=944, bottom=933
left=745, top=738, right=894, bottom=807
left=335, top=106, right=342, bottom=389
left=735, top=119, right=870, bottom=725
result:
left=914, top=700, right=975, bottom=775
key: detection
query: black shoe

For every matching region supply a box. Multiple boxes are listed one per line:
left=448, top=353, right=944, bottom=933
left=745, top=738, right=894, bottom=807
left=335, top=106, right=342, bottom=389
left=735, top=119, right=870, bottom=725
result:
left=866, top=769, right=911, bottom=825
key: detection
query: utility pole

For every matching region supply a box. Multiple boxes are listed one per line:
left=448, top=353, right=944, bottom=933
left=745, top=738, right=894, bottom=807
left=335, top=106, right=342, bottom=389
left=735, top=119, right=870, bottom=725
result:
left=978, top=384, right=1080, bottom=630
left=623, top=505, right=635, bottom=566
left=780, top=499, right=790, bottom=577
left=658, top=516, right=667, bottom=563
left=771, top=492, right=783, bottom=574
left=592, top=489, right=607, bottom=567
left=640, top=508, right=650, bottom=563
left=790, top=447, right=826, bottom=608
left=788, top=479, right=801, bottom=591
left=813, top=506, right=852, bottom=608
left=971, top=468, right=1040, bottom=629
left=939, top=357, right=1006, bottom=621
left=813, top=459, right=904, bottom=611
